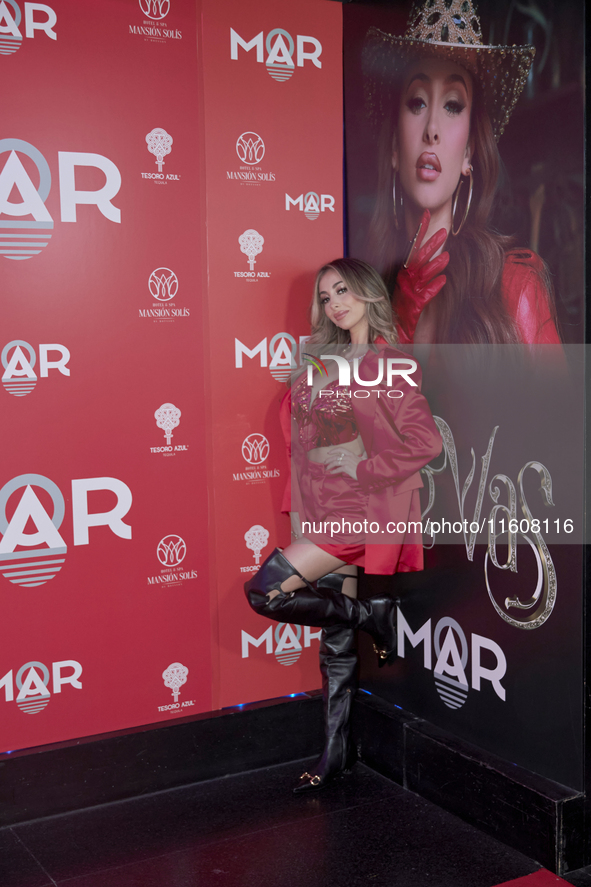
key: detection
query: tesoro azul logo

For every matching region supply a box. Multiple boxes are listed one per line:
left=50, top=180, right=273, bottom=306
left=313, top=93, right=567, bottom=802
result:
left=0, top=139, right=121, bottom=260
left=0, top=474, right=132, bottom=587
left=2, top=340, right=70, bottom=397
left=0, top=1, right=56, bottom=56
left=230, top=27, right=322, bottom=82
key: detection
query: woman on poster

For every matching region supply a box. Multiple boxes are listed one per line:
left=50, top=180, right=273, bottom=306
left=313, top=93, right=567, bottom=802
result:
left=363, top=0, right=561, bottom=345
left=244, top=258, right=441, bottom=792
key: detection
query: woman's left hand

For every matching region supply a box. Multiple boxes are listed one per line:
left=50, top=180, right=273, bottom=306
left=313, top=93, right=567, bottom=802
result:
left=325, top=448, right=365, bottom=480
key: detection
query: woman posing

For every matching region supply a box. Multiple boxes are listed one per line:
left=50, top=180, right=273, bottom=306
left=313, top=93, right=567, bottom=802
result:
left=364, top=0, right=561, bottom=345
left=245, top=258, right=441, bottom=792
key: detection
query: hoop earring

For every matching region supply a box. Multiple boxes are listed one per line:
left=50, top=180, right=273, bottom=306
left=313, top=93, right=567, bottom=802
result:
left=392, top=172, right=403, bottom=230
left=451, top=165, right=473, bottom=237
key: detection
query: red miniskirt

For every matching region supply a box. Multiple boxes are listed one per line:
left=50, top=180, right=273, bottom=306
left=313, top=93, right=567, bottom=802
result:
left=298, top=460, right=368, bottom=566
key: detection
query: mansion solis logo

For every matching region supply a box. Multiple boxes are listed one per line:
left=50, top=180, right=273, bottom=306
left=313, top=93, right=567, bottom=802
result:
left=129, top=0, right=182, bottom=43
left=141, top=129, right=180, bottom=184
left=242, top=433, right=269, bottom=466
left=285, top=192, right=335, bottom=220
left=157, top=534, right=185, bottom=567
left=2, top=341, right=70, bottom=397
left=0, top=659, right=82, bottom=715
left=0, top=1, right=57, bottom=57
left=139, top=0, right=169, bottom=20
left=230, top=28, right=322, bottom=82
left=398, top=608, right=507, bottom=710
left=235, top=332, right=306, bottom=383
left=147, top=535, right=197, bottom=588
left=159, top=661, right=195, bottom=714
left=150, top=267, right=178, bottom=302
left=232, top=434, right=280, bottom=486
left=226, top=132, right=276, bottom=187
left=0, top=139, right=121, bottom=260
left=236, top=229, right=270, bottom=281
left=139, top=267, right=190, bottom=322
left=242, top=623, right=320, bottom=667
left=237, top=132, right=264, bottom=165
left=0, top=474, right=132, bottom=588
left=151, top=402, right=188, bottom=456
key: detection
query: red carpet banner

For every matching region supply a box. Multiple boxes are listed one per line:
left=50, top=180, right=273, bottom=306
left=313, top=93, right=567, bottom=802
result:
left=1, top=0, right=343, bottom=751
left=1, top=0, right=212, bottom=750
left=199, top=0, right=343, bottom=708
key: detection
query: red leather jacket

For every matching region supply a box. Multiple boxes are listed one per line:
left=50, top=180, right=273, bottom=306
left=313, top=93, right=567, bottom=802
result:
left=501, top=250, right=560, bottom=344
left=280, top=346, right=442, bottom=574
left=395, top=249, right=561, bottom=344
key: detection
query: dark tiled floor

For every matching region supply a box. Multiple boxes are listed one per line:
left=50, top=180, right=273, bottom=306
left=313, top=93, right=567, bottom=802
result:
left=2, top=758, right=590, bottom=887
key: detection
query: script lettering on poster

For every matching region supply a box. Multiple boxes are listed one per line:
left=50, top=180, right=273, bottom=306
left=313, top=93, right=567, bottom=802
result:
left=421, top=417, right=556, bottom=630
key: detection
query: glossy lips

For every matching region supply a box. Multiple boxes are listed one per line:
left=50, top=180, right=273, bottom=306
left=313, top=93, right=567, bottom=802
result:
left=416, top=152, right=441, bottom=182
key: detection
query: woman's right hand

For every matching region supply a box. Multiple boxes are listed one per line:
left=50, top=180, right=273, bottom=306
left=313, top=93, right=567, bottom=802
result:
left=394, top=209, right=449, bottom=344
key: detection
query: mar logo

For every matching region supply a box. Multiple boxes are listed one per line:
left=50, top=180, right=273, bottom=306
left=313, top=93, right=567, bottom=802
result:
left=0, top=474, right=132, bottom=588
left=0, top=1, right=57, bottom=56
left=230, top=27, right=322, bottom=82
left=2, top=340, right=70, bottom=397
left=0, top=139, right=121, bottom=261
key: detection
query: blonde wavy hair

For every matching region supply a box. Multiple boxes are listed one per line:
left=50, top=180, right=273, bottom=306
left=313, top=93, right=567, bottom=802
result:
left=308, top=257, right=398, bottom=345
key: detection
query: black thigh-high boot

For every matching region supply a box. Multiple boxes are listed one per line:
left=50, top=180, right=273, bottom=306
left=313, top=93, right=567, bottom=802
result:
left=244, top=548, right=396, bottom=667
left=294, top=575, right=358, bottom=793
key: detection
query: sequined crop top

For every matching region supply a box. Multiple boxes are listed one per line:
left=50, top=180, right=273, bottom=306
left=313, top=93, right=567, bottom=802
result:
left=291, top=375, right=359, bottom=451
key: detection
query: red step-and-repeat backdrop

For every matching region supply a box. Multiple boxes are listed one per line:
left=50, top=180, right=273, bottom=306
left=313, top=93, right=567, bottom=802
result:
left=200, top=0, right=343, bottom=707
left=1, top=0, right=343, bottom=751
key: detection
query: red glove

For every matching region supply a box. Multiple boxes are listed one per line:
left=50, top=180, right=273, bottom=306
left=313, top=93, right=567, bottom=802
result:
left=394, top=209, right=449, bottom=344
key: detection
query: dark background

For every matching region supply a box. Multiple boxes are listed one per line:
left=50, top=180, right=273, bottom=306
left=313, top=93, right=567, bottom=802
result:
left=344, top=0, right=586, bottom=791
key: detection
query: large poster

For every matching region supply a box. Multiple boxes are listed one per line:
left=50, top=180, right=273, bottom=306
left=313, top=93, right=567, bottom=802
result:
left=199, top=0, right=344, bottom=708
left=1, top=0, right=212, bottom=750
left=344, top=0, right=585, bottom=789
